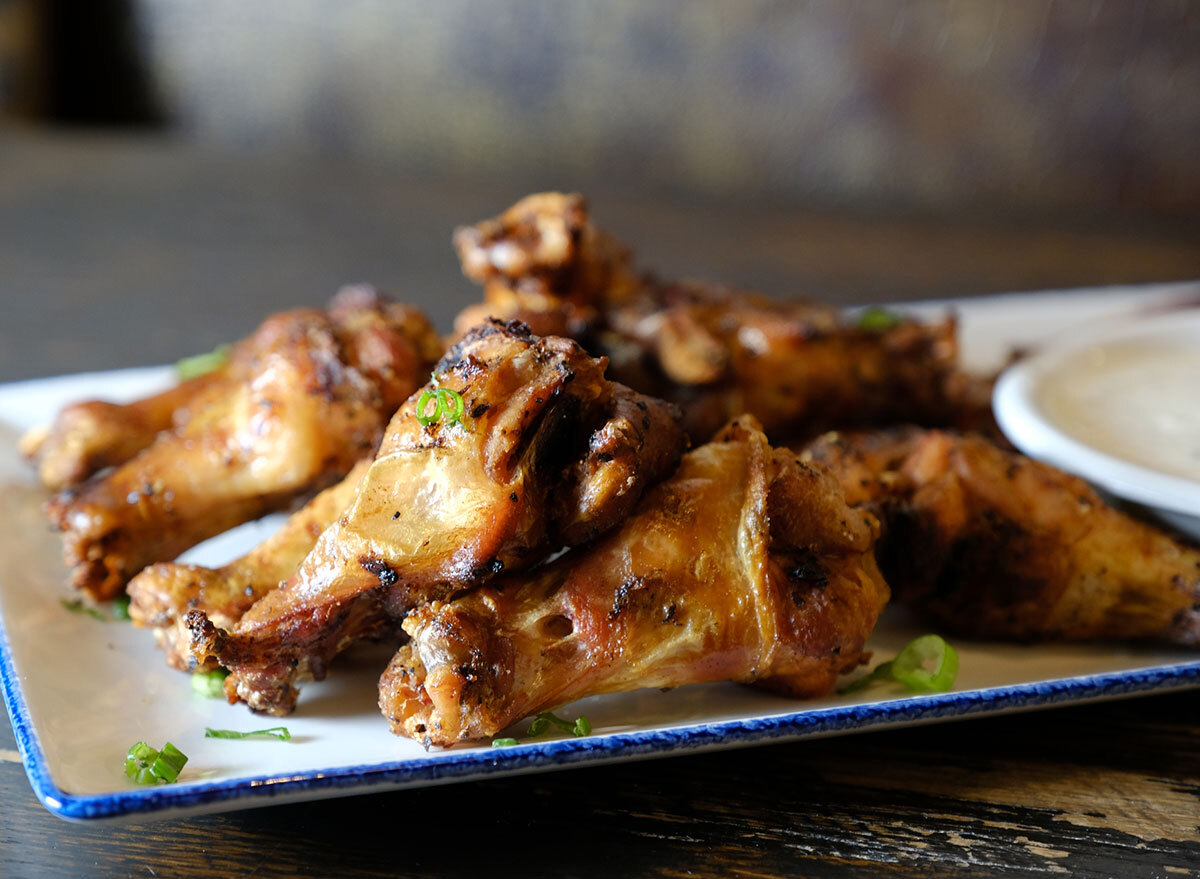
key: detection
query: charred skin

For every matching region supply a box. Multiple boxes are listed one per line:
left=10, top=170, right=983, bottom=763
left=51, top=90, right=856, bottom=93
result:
left=45, top=286, right=441, bottom=600
left=452, top=193, right=989, bottom=445
left=187, top=320, right=687, bottom=715
left=380, top=416, right=889, bottom=746
left=606, top=281, right=966, bottom=443
left=451, top=192, right=642, bottom=342
left=804, top=429, right=1200, bottom=645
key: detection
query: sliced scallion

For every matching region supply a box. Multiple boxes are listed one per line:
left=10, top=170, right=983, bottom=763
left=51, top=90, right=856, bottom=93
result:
left=111, top=595, right=132, bottom=621
left=491, top=737, right=519, bottom=748
left=60, top=598, right=108, bottom=622
left=839, top=635, right=959, bottom=695
left=191, top=668, right=230, bottom=698
left=204, top=726, right=292, bottom=741
left=176, top=344, right=231, bottom=380
left=125, top=740, right=188, bottom=785
left=855, top=307, right=902, bottom=332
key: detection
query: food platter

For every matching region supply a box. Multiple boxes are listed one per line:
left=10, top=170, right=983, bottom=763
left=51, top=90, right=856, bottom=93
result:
left=2, top=281, right=1198, bottom=822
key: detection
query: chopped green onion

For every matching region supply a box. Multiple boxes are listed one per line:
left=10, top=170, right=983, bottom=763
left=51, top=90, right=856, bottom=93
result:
left=150, top=742, right=188, bottom=783
left=415, top=385, right=467, bottom=429
left=890, top=634, right=959, bottom=692
left=191, top=668, right=230, bottom=698
left=490, top=710, right=593, bottom=748
left=436, top=387, right=466, bottom=426
left=527, top=711, right=592, bottom=738
left=839, top=635, right=959, bottom=695
left=416, top=389, right=440, bottom=426
left=176, top=344, right=231, bottom=380
left=60, top=598, right=108, bottom=622
left=125, top=740, right=188, bottom=785
left=111, top=595, right=132, bottom=621
left=855, top=307, right=903, bottom=332
left=204, top=726, right=292, bottom=741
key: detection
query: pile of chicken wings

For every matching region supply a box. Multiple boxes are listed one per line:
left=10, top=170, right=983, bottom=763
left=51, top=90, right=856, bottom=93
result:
left=25, top=193, right=1200, bottom=747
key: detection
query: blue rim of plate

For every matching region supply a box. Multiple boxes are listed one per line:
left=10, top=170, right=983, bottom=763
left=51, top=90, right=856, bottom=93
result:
left=3, top=605, right=1199, bottom=822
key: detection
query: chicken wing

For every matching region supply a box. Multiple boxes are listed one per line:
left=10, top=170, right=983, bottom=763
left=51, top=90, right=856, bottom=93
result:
left=451, top=192, right=641, bottom=341
left=453, top=193, right=977, bottom=444
left=803, top=429, right=1200, bottom=644
left=47, top=286, right=442, bottom=599
left=21, top=369, right=228, bottom=491
left=127, top=458, right=371, bottom=670
left=380, top=417, right=889, bottom=746
left=186, top=320, right=688, bottom=714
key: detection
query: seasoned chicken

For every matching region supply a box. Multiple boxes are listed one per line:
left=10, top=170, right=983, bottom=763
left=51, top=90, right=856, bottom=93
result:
left=804, top=429, right=1200, bottom=644
left=187, top=320, right=688, bottom=715
left=606, top=281, right=965, bottom=442
left=380, top=416, right=890, bottom=746
left=453, top=193, right=979, bottom=444
left=21, top=369, right=228, bottom=491
left=451, top=192, right=641, bottom=341
left=46, top=286, right=442, bottom=599
left=127, top=458, right=371, bottom=670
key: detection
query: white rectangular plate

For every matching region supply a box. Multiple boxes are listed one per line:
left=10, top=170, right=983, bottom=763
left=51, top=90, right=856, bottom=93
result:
left=2, top=283, right=1199, bottom=822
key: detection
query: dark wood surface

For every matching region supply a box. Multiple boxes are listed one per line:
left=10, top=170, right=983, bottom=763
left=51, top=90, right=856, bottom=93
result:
left=1, top=131, right=1199, bottom=879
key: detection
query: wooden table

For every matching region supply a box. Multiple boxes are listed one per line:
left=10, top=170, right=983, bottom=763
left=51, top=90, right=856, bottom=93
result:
left=1, top=131, right=1198, bottom=878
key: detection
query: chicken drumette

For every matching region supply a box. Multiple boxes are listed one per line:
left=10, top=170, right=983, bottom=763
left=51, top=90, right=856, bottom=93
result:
left=43, top=286, right=442, bottom=599
left=380, top=416, right=890, bottom=746
left=452, top=193, right=989, bottom=444
left=186, top=320, right=688, bottom=714
left=803, top=428, right=1200, bottom=645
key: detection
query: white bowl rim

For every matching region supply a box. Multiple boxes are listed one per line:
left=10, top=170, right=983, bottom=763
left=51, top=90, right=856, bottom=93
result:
left=992, top=307, right=1200, bottom=519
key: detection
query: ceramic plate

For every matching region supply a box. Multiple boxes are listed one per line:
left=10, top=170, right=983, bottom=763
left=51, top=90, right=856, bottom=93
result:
left=3, top=283, right=1199, bottom=822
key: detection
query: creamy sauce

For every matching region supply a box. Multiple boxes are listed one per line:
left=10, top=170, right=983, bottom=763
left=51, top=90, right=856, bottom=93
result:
left=1037, top=339, right=1200, bottom=482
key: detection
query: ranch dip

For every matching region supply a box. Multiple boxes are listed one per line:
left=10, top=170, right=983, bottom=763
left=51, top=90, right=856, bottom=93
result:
left=1035, top=339, right=1200, bottom=483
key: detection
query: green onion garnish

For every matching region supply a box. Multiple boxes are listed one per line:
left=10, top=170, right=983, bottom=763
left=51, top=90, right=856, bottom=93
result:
left=204, top=726, right=292, bottom=741
left=855, top=307, right=903, bottom=332
left=191, top=668, right=230, bottom=698
left=488, top=710, right=593, bottom=748
left=125, top=741, right=188, bottom=785
left=526, top=711, right=592, bottom=738
left=839, top=634, right=959, bottom=695
left=111, top=595, right=132, bottom=621
left=176, top=344, right=231, bottom=380
left=60, top=598, right=108, bottom=621
left=415, top=385, right=466, bottom=428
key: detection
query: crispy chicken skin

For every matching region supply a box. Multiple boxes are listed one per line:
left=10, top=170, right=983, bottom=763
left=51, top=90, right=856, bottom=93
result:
left=127, top=458, right=371, bottom=670
left=46, top=286, right=442, bottom=599
left=21, top=370, right=228, bottom=491
left=451, top=192, right=641, bottom=341
left=380, top=416, right=889, bottom=746
left=187, top=320, right=688, bottom=715
left=453, top=193, right=976, bottom=443
left=606, top=281, right=964, bottom=442
left=804, top=429, right=1200, bottom=644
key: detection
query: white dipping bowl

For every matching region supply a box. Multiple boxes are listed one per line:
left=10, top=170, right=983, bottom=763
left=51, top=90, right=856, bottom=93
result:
left=993, top=307, right=1200, bottom=539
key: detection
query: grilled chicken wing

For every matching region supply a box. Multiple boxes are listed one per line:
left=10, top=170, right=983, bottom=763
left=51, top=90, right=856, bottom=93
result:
left=453, top=193, right=978, bottom=443
left=186, top=320, right=688, bottom=715
left=451, top=192, right=641, bottom=340
left=804, top=429, right=1200, bottom=644
left=380, top=417, right=889, bottom=746
left=127, top=458, right=371, bottom=670
left=21, top=370, right=228, bottom=491
left=47, top=286, right=442, bottom=599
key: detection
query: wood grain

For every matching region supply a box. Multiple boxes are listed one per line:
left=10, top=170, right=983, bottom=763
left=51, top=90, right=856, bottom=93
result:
left=0, top=133, right=1198, bottom=878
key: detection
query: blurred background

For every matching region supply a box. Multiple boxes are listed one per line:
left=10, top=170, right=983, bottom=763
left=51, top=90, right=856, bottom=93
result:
left=0, top=0, right=1198, bottom=378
